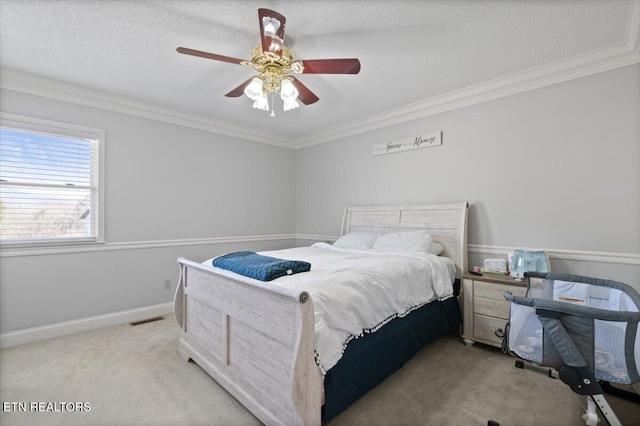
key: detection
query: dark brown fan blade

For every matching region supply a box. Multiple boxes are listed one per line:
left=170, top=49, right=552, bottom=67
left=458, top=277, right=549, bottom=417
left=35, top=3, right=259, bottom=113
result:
left=176, top=47, right=246, bottom=65
left=300, top=59, right=361, bottom=74
left=291, top=78, right=319, bottom=105
left=225, top=78, right=254, bottom=97
left=258, top=8, right=286, bottom=55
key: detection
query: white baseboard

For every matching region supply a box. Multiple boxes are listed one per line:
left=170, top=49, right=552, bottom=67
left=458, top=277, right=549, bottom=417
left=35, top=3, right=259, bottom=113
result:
left=0, top=302, right=173, bottom=349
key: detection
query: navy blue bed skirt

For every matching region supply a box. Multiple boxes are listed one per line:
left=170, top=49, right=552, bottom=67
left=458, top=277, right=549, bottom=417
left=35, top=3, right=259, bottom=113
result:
left=322, top=294, right=462, bottom=421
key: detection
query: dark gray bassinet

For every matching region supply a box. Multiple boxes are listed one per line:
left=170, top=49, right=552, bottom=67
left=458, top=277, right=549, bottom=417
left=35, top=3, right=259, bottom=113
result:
left=504, top=273, right=640, bottom=426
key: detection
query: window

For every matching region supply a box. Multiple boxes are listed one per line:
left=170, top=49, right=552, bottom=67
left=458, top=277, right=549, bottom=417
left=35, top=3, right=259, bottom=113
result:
left=0, top=113, right=104, bottom=246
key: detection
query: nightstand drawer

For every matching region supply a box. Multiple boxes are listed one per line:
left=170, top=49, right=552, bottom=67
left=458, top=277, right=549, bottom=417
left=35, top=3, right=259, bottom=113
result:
left=474, top=314, right=508, bottom=346
left=462, top=273, right=529, bottom=349
left=475, top=280, right=527, bottom=300
left=475, top=296, right=510, bottom=319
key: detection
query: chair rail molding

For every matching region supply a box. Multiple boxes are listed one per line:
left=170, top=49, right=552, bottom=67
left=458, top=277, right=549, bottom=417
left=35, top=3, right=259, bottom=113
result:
left=468, top=244, right=640, bottom=266
left=295, top=234, right=640, bottom=266
left=0, top=234, right=297, bottom=257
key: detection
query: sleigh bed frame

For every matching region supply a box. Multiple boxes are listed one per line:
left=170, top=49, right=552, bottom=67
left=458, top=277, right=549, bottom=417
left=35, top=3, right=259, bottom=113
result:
left=173, top=202, right=468, bottom=425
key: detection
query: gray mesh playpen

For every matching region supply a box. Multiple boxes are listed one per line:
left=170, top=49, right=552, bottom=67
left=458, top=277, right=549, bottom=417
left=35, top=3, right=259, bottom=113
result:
left=504, top=272, right=640, bottom=426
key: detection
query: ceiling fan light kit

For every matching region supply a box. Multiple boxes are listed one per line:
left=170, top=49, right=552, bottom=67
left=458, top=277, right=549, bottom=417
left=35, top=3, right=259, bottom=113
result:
left=177, top=8, right=361, bottom=116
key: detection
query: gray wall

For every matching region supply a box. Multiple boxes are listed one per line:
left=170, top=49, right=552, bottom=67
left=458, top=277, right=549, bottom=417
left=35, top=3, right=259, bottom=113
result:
left=2, top=63, right=639, bottom=333
left=0, top=89, right=296, bottom=333
left=295, top=64, right=640, bottom=286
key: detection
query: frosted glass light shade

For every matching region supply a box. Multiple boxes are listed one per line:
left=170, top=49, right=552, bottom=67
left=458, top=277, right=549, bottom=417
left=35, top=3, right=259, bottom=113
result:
left=283, top=98, right=299, bottom=111
left=252, top=93, right=269, bottom=111
left=244, top=78, right=264, bottom=100
left=280, top=80, right=299, bottom=111
left=280, top=79, right=298, bottom=100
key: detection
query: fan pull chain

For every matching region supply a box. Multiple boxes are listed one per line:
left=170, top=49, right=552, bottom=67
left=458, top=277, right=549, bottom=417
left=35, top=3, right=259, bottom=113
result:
left=270, top=92, right=275, bottom=117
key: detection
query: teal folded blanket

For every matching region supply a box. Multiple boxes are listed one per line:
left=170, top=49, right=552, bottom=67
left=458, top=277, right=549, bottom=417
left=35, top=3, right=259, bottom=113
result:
left=212, top=251, right=311, bottom=282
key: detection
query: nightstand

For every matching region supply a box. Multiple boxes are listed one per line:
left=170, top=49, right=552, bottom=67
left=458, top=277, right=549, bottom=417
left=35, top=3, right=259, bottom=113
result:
left=461, top=273, right=528, bottom=348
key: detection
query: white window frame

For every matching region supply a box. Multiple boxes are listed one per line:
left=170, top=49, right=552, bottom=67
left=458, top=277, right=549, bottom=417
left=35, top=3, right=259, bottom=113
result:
left=0, top=112, right=105, bottom=249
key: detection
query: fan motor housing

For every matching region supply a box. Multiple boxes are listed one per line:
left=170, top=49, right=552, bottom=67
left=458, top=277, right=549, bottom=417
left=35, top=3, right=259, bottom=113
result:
left=245, top=45, right=301, bottom=74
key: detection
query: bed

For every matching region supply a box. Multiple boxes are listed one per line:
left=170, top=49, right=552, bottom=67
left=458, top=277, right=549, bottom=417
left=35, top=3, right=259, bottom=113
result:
left=173, top=202, right=468, bottom=425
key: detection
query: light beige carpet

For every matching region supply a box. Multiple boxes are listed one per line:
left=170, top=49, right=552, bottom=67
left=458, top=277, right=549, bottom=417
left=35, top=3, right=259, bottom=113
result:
left=1, top=315, right=638, bottom=426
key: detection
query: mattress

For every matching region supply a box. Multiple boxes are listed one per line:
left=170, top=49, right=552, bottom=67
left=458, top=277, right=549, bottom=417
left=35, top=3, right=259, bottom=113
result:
left=205, top=243, right=456, bottom=373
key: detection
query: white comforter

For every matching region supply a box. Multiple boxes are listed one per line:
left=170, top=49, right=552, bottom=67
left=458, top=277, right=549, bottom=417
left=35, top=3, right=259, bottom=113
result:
left=204, top=243, right=456, bottom=373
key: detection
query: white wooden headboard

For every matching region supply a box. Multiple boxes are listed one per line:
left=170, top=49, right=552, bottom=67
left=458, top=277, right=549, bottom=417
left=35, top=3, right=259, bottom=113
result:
left=341, top=203, right=469, bottom=279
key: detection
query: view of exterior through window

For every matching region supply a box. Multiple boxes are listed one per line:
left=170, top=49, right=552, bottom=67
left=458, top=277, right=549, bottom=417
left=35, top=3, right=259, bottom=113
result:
left=0, top=116, right=102, bottom=245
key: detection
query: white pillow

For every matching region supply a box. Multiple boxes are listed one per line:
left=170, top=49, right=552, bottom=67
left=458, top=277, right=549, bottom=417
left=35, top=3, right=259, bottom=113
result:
left=428, top=242, right=445, bottom=256
left=333, top=231, right=379, bottom=250
left=373, top=230, right=432, bottom=253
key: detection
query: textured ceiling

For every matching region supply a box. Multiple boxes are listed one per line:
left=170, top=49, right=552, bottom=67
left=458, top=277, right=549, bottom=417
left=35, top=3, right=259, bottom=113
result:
left=0, top=0, right=637, bottom=145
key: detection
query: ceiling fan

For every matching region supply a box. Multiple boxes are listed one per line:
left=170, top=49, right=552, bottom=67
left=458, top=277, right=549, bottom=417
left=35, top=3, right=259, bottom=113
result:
left=177, top=8, right=361, bottom=115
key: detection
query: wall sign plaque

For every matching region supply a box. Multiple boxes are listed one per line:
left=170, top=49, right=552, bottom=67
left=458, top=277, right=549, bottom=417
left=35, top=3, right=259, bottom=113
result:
left=372, top=131, right=442, bottom=156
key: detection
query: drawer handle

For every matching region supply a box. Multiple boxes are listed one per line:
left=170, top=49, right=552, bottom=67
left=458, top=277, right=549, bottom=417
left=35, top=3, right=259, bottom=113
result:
left=495, top=328, right=504, bottom=338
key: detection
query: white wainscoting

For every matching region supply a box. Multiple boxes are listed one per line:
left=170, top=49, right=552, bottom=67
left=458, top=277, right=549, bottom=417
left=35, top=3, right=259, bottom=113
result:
left=0, top=234, right=298, bottom=258
left=296, top=235, right=640, bottom=288
left=2, top=233, right=638, bottom=348
left=468, top=244, right=640, bottom=266
left=295, top=234, right=640, bottom=265
left=0, top=234, right=297, bottom=348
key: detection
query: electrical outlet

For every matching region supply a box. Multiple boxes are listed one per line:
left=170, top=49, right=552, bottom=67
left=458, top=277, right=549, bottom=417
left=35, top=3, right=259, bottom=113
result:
left=164, top=280, right=171, bottom=290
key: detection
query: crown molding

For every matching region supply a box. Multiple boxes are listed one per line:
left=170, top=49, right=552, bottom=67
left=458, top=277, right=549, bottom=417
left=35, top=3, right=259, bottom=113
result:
left=295, top=2, right=640, bottom=148
left=0, top=68, right=294, bottom=149
left=1, top=2, right=638, bottom=150
left=627, top=0, right=640, bottom=54
left=295, top=46, right=640, bottom=149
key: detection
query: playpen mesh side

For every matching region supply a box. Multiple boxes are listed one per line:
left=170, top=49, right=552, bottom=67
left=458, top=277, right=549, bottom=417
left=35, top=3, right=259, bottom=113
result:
left=508, top=304, right=543, bottom=364
left=507, top=278, right=640, bottom=385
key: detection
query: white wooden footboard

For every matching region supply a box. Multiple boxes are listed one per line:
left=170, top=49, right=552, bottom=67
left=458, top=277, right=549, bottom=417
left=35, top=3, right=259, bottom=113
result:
left=174, top=257, right=322, bottom=426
